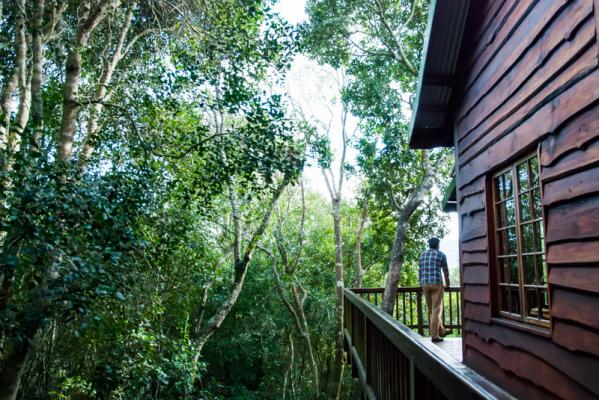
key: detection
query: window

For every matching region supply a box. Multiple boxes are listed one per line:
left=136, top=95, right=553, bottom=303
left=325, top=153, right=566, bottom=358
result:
left=492, top=153, right=549, bottom=326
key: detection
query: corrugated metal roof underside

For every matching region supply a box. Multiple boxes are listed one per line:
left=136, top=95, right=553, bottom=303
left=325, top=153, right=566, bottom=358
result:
left=409, top=0, right=471, bottom=149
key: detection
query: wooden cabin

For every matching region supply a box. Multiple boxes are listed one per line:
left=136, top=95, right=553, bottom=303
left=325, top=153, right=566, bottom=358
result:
left=409, top=0, right=599, bottom=399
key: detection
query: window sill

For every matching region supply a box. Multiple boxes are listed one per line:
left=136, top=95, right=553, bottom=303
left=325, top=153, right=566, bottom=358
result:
left=491, top=317, right=552, bottom=338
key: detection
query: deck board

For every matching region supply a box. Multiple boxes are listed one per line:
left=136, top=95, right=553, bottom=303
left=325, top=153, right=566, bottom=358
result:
left=434, top=337, right=463, bottom=363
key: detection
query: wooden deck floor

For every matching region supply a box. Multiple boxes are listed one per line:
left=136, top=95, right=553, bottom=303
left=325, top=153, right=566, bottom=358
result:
left=433, top=337, right=463, bottom=363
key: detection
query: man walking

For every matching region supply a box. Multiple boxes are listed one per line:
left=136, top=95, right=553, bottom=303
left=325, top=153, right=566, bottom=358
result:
left=419, top=237, right=450, bottom=343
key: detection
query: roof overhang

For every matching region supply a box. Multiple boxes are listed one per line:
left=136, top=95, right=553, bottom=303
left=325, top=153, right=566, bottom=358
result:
left=408, top=0, right=471, bottom=149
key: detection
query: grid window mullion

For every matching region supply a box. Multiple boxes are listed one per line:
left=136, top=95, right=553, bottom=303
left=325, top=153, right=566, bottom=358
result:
left=492, top=153, right=549, bottom=326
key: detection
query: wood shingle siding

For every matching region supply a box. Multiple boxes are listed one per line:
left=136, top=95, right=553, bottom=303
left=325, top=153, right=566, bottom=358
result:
left=453, top=1, right=599, bottom=398
left=410, top=0, right=599, bottom=397
left=465, top=346, right=561, bottom=400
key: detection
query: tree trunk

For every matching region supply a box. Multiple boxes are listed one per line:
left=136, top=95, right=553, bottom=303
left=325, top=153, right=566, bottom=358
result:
left=0, top=339, right=31, bottom=400
left=327, top=198, right=345, bottom=399
left=291, top=285, right=319, bottom=395
left=189, top=261, right=248, bottom=386
left=58, top=0, right=114, bottom=162
left=381, top=217, right=409, bottom=314
left=30, top=0, right=45, bottom=125
left=194, top=260, right=248, bottom=353
left=80, top=6, right=135, bottom=163
left=29, top=0, right=45, bottom=152
left=0, top=71, right=18, bottom=152
left=354, top=203, right=368, bottom=288
left=190, top=180, right=288, bottom=385
left=272, top=260, right=319, bottom=395
left=4, top=0, right=31, bottom=170
left=281, top=334, right=294, bottom=400
left=381, top=163, right=435, bottom=315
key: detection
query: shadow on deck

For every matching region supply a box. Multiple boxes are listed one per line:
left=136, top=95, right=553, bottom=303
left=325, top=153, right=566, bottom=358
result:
left=344, top=288, right=512, bottom=399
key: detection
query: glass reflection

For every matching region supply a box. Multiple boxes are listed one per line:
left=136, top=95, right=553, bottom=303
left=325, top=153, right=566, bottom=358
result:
left=540, top=257, right=547, bottom=284
left=509, top=257, right=519, bottom=284
left=533, top=189, right=542, bottom=219
left=530, top=156, right=539, bottom=187
left=507, top=227, right=517, bottom=254
left=517, top=162, right=529, bottom=192
left=496, top=204, right=506, bottom=228
left=505, top=198, right=515, bottom=226
left=510, top=289, right=520, bottom=314
left=501, top=287, right=510, bottom=313
left=519, top=192, right=532, bottom=222
left=499, top=258, right=508, bottom=283
left=523, top=255, right=536, bottom=284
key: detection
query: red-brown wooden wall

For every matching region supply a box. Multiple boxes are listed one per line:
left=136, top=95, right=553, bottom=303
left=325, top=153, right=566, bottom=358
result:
left=453, top=0, right=599, bottom=399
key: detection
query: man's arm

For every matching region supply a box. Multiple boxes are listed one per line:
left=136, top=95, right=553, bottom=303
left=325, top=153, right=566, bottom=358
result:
left=442, top=254, right=450, bottom=287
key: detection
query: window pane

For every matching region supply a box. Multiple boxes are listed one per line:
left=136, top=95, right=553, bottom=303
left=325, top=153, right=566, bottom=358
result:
left=496, top=198, right=515, bottom=228
left=492, top=153, right=548, bottom=325
left=517, top=162, right=529, bottom=192
left=494, top=176, right=502, bottom=200
left=538, top=220, right=545, bottom=249
left=526, top=289, right=540, bottom=319
left=526, top=289, right=549, bottom=321
left=522, top=255, right=537, bottom=284
left=540, top=289, right=549, bottom=320
left=510, top=289, right=520, bottom=314
left=499, top=257, right=519, bottom=283
left=508, top=257, right=519, bottom=284
left=496, top=175, right=504, bottom=200
left=540, top=256, right=547, bottom=284
left=496, top=171, right=513, bottom=200
left=500, top=287, right=510, bottom=313
left=529, top=156, right=539, bottom=187
left=532, top=188, right=542, bottom=219
left=505, top=198, right=516, bottom=226
left=507, top=227, right=518, bottom=254
left=504, top=172, right=513, bottom=198
left=498, top=228, right=518, bottom=255
left=499, top=259, right=508, bottom=283
left=521, top=222, right=543, bottom=253
left=496, top=203, right=506, bottom=228
left=519, top=192, right=532, bottom=222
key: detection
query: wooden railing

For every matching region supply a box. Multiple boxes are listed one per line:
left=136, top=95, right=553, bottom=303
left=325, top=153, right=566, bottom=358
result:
left=352, top=287, right=462, bottom=336
left=343, top=289, right=513, bottom=399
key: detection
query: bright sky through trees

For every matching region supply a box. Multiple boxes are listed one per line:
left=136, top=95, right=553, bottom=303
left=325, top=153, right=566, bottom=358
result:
left=274, top=0, right=459, bottom=269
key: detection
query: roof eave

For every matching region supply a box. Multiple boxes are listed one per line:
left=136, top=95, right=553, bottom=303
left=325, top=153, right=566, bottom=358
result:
left=408, top=0, right=471, bottom=149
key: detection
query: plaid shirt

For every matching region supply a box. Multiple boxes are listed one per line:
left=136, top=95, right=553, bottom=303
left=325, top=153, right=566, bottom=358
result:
left=419, top=249, right=449, bottom=286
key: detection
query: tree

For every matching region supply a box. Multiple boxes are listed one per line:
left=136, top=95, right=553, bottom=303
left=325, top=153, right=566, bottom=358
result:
left=263, top=183, right=320, bottom=397
left=288, top=63, right=357, bottom=399
left=0, top=1, right=303, bottom=398
left=304, top=0, right=451, bottom=315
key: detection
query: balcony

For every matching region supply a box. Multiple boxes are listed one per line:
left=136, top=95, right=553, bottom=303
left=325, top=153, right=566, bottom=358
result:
left=343, top=287, right=513, bottom=399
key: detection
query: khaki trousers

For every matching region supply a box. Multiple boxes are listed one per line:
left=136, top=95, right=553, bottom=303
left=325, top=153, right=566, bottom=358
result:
left=423, top=284, right=445, bottom=338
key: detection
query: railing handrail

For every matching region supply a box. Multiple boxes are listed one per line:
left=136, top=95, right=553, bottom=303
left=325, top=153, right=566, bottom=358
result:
left=352, top=286, right=462, bottom=335
left=344, top=288, right=514, bottom=400
left=351, top=286, right=461, bottom=294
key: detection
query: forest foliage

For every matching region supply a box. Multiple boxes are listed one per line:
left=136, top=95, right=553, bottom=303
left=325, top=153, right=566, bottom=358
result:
left=0, top=0, right=450, bottom=399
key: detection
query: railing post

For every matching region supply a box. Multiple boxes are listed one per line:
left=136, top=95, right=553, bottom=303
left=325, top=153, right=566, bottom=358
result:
left=363, top=308, right=368, bottom=383
left=409, top=356, right=416, bottom=400
left=416, top=288, right=424, bottom=336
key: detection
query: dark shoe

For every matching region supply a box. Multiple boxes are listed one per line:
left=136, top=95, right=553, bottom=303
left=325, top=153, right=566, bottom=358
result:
left=432, top=337, right=444, bottom=343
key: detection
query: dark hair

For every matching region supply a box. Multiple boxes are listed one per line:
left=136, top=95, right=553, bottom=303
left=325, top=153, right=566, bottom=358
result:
left=428, top=237, right=440, bottom=249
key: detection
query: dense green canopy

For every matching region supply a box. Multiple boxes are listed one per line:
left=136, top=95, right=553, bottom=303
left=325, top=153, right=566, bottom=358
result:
left=0, top=1, right=450, bottom=398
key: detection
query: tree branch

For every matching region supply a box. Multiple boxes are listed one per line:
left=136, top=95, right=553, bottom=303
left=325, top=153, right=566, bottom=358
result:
left=372, top=0, right=418, bottom=76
